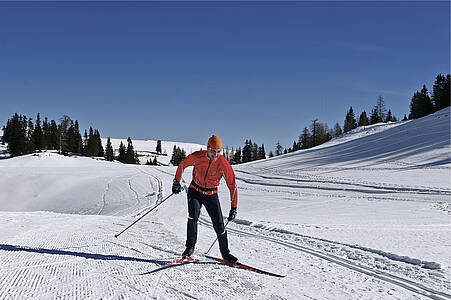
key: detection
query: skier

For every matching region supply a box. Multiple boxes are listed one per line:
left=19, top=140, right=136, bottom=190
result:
left=172, top=135, right=238, bottom=263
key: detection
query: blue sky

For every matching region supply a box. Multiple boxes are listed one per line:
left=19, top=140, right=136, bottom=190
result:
left=1, top=1, right=449, bottom=151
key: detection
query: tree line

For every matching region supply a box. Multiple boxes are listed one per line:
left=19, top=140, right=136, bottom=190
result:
left=224, top=72, right=450, bottom=163
left=2, top=113, right=103, bottom=158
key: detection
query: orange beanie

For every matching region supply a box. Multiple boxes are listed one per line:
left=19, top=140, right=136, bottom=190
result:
left=208, top=135, right=222, bottom=150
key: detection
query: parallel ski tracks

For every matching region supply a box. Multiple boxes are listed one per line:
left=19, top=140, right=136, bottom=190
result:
left=199, top=218, right=451, bottom=300
left=235, top=169, right=451, bottom=196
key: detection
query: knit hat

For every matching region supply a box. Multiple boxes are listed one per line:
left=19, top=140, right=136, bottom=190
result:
left=208, top=135, right=222, bottom=150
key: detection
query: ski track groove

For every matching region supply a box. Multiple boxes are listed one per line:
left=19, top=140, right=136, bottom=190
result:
left=235, top=169, right=451, bottom=196
left=128, top=175, right=141, bottom=206
left=198, top=218, right=451, bottom=300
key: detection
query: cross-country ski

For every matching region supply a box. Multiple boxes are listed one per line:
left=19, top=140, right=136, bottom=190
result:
left=205, top=255, right=286, bottom=278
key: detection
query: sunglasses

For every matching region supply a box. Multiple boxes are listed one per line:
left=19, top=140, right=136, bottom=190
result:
left=208, top=148, right=221, bottom=154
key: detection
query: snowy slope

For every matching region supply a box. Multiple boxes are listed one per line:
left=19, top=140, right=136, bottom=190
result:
left=102, top=138, right=206, bottom=165
left=0, top=109, right=450, bottom=299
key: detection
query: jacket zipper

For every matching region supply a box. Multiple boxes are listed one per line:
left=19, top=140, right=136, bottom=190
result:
left=204, top=160, right=212, bottom=190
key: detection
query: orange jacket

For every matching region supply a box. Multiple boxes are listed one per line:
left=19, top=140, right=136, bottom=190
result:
left=175, top=150, right=238, bottom=208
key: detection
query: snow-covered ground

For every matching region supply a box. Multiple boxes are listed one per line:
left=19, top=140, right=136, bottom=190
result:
left=0, top=108, right=450, bottom=299
left=102, top=138, right=206, bottom=165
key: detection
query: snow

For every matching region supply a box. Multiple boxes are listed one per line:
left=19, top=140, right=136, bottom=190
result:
left=0, top=108, right=450, bottom=299
left=102, top=138, right=206, bottom=165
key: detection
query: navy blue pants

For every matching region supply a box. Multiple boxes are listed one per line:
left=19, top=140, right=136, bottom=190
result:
left=186, top=188, right=230, bottom=256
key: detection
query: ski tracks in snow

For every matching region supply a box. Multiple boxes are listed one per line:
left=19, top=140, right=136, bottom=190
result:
left=199, top=217, right=451, bottom=300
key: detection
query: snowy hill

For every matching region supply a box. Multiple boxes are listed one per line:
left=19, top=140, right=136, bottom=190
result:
left=0, top=109, right=450, bottom=299
left=101, top=138, right=206, bottom=165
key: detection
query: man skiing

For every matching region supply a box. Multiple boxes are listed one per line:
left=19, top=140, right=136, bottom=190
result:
left=172, top=135, right=238, bottom=263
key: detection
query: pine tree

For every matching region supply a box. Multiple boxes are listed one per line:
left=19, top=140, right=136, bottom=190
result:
left=299, top=127, right=310, bottom=149
left=275, top=141, right=283, bottom=156
left=85, top=127, right=97, bottom=156
left=32, top=113, right=43, bottom=151
left=74, top=120, right=82, bottom=154
left=232, top=147, right=241, bottom=164
left=105, top=137, right=114, bottom=161
left=4, top=113, right=27, bottom=157
left=358, top=111, right=369, bottom=126
left=385, top=110, right=393, bottom=122
left=402, top=114, right=408, bottom=121
left=333, top=123, right=342, bottom=137
left=376, top=96, right=387, bottom=122
left=58, top=115, right=72, bottom=154
left=170, top=145, right=186, bottom=166
left=409, top=85, right=433, bottom=119
left=343, top=107, right=357, bottom=133
left=94, top=130, right=104, bottom=157
left=370, top=107, right=380, bottom=124
left=49, top=120, right=58, bottom=150
left=432, top=74, right=450, bottom=111
left=125, top=137, right=138, bottom=164
left=82, top=130, right=88, bottom=156
left=118, top=141, right=126, bottom=163
left=26, top=117, right=34, bottom=154
left=152, top=156, right=158, bottom=165
left=268, top=151, right=274, bottom=158
left=258, top=144, right=266, bottom=159
left=156, top=140, right=162, bottom=154
left=252, top=142, right=259, bottom=161
left=42, top=117, right=49, bottom=150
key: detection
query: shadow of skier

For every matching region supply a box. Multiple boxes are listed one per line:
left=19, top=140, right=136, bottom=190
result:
left=0, top=243, right=171, bottom=266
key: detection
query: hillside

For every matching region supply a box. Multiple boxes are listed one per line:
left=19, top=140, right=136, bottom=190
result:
left=0, top=109, right=450, bottom=299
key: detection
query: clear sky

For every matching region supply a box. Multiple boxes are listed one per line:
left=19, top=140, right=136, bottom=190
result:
left=1, top=1, right=449, bottom=151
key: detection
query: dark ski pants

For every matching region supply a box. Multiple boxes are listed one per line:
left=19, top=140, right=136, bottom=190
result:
left=186, top=188, right=230, bottom=256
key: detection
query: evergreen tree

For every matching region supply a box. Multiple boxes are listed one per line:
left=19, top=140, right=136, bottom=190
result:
left=74, top=120, right=83, bottom=154
left=299, top=127, right=310, bottom=149
left=409, top=85, right=433, bottom=119
left=376, top=96, right=387, bottom=122
left=242, top=139, right=253, bottom=163
left=117, top=141, right=126, bottom=163
left=94, top=130, right=104, bottom=157
left=385, top=109, right=393, bottom=122
left=275, top=141, right=283, bottom=156
left=153, top=156, right=158, bottom=165
left=358, top=111, right=369, bottom=126
left=258, top=144, right=266, bottom=159
left=4, top=113, right=27, bottom=157
left=125, top=137, right=138, bottom=164
left=32, top=113, right=43, bottom=151
left=49, top=120, right=58, bottom=150
left=58, top=115, right=73, bottom=154
left=82, top=130, right=88, bottom=156
left=156, top=140, right=162, bottom=154
left=370, top=107, right=380, bottom=124
left=232, top=147, right=241, bottom=164
left=310, top=119, right=319, bottom=147
left=333, top=123, right=343, bottom=137
left=170, top=145, right=186, bottom=166
left=268, top=151, right=274, bottom=158
left=402, top=114, right=408, bottom=121
left=252, top=142, right=259, bottom=160
left=88, top=127, right=95, bottom=156
left=431, top=74, right=450, bottom=111
left=343, top=107, right=357, bottom=133
left=26, top=117, right=34, bottom=154
left=105, top=137, right=114, bottom=161
left=42, top=117, right=49, bottom=150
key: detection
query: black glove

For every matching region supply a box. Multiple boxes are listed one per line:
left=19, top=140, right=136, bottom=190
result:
left=172, top=179, right=182, bottom=194
left=227, top=207, right=237, bottom=221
